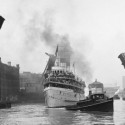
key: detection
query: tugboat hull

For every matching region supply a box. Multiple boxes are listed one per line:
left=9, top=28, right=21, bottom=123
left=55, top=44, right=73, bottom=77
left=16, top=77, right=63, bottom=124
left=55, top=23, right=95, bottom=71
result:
left=66, top=97, right=113, bottom=112
left=80, top=98, right=113, bottom=112
left=66, top=80, right=114, bottom=112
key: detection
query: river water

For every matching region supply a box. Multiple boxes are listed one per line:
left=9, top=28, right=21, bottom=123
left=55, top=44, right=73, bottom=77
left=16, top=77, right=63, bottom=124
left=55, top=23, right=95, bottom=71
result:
left=0, top=100, right=125, bottom=125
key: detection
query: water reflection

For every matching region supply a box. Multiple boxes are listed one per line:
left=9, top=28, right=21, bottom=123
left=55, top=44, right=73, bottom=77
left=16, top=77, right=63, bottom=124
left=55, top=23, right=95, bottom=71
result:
left=88, top=112, right=114, bottom=124
left=72, top=111, right=113, bottom=125
left=45, top=108, right=77, bottom=125
left=45, top=108, right=114, bottom=125
left=0, top=104, right=49, bottom=125
left=114, top=100, right=125, bottom=125
left=0, top=101, right=125, bottom=125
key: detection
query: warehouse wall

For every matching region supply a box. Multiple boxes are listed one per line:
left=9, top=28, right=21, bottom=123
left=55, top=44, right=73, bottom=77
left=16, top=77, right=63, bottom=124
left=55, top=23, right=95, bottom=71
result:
left=0, top=60, right=19, bottom=102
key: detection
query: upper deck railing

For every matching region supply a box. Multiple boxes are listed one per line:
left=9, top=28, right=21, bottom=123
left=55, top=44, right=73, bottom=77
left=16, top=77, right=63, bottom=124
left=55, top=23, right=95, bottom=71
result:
left=44, top=68, right=85, bottom=89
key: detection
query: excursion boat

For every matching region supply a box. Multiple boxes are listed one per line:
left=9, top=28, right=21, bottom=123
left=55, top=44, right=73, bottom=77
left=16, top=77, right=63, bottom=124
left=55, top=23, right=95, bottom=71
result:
left=66, top=80, right=114, bottom=112
left=43, top=45, right=86, bottom=108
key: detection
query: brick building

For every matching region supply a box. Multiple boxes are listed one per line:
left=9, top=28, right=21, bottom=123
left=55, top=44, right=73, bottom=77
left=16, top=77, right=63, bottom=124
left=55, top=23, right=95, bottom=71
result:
left=0, top=58, right=20, bottom=102
left=20, top=72, right=44, bottom=93
left=19, top=72, right=44, bottom=102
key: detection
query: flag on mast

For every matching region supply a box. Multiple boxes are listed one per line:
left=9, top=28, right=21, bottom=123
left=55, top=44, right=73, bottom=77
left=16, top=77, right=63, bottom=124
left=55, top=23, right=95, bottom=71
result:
left=73, top=62, right=75, bottom=74
left=0, top=16, right=5, bottom=29
left=55, top=45, right=58, bottom=56
left=73, top=62, right=75, bottom=67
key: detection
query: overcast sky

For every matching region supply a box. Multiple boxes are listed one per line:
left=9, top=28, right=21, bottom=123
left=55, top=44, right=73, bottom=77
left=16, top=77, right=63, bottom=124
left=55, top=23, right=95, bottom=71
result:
left=0, top=0, right=125, bottom=87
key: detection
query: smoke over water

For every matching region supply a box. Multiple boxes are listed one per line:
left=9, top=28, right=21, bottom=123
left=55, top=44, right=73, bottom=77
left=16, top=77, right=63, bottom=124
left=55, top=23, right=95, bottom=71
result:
left=18, top=9, right=93, bottom=82
left=38, top=15, right=93, bottom=82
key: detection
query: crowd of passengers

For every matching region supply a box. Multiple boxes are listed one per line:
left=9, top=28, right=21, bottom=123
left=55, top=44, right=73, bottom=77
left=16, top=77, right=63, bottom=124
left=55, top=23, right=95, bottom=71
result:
left=49, top=70, right=75, bottom=79
left=46, top=77, right=82, bottom=87
left=45, top=70, right=85, bottom=88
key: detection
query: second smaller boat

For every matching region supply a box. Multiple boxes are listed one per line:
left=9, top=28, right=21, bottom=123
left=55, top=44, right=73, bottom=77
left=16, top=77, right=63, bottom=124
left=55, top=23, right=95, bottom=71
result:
left=65, top=80, right=114, bottom=112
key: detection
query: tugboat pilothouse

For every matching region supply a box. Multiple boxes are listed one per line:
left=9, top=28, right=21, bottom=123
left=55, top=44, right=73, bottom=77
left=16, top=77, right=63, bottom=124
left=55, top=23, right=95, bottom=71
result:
left=43, top=45, right=86, bottom=108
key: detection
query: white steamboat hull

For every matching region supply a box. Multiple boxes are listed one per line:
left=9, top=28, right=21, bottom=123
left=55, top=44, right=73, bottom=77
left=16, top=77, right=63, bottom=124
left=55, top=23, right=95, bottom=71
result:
left=44, top=87, right=85, bottom=108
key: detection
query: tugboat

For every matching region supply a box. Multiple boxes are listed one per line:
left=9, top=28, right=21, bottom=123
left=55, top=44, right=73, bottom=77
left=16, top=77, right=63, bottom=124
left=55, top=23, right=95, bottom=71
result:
left=65, top=80, right=114, bottom=112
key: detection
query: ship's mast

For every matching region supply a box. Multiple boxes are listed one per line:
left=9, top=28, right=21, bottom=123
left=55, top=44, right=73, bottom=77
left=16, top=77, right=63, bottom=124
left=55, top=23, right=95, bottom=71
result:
left=73, top=62, right=75, bottom=74
left=41, top=46, right=58, bottom=84
left=42, top=44, right=73, bottom=84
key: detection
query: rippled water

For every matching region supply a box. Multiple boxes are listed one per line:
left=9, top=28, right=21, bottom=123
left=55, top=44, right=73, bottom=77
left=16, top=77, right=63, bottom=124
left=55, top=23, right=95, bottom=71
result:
left=0, top=100, right=125, bottom=125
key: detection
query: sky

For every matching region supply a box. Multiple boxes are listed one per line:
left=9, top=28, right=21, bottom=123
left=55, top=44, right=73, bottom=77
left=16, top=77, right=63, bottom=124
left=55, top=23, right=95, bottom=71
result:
left=0, top=0, right=125, bottom=87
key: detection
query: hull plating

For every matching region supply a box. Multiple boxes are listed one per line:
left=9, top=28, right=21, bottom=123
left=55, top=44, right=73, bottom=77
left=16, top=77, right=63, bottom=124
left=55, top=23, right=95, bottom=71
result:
left=44, top=87, right=85, bottom=108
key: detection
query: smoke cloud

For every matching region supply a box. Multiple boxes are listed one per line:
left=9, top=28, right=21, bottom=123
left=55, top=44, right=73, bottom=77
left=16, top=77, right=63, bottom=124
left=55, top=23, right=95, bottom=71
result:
left=40, top=14, right=93, bottom=82
left=19, top=10, right=93, bottom=82
left=3, top=0, right=93, bottom=82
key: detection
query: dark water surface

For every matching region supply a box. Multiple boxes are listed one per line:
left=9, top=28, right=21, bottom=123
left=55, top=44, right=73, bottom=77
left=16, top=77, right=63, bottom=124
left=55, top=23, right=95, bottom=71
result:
left=0, top=100, right=125, bottom=125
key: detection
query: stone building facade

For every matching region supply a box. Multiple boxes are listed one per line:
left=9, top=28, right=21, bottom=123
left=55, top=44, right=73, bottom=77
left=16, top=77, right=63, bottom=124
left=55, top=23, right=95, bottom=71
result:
left=20, top=72, right=44, bottom=93
left=0, top=58, right=20, bottom=102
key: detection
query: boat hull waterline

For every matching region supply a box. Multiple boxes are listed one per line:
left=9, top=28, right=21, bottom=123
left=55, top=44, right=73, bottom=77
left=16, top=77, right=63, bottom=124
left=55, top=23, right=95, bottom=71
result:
left=66, top=98, right=113, bottom=112
left=44, top=87, right=85, bottom=108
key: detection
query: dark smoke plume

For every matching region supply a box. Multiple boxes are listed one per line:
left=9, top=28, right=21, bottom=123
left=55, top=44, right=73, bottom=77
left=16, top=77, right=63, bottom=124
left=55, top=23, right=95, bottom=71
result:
left=41, top=16, right=93, bottom=82
left=21, top=12, right=93, bottom=82
left=71, top=52, right=93, bottom=82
